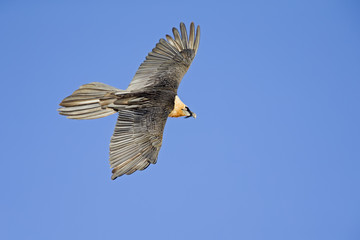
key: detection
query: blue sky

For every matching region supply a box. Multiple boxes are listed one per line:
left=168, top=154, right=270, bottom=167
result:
left=1, top=1, right=359, bottom=239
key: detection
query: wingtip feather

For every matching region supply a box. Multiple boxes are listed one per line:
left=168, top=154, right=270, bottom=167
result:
left=172, top=27, right=184, bottom=51
left=180, top=22, right=188, bottom=49
left=169, top=22, right=200, bottom=53
left=194, top=25, right=200, bottom=54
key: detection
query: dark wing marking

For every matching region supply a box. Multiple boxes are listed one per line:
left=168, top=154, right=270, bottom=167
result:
left=109, top=107, right=170, bottom=179
left=127, top=22, right=200, bottom=92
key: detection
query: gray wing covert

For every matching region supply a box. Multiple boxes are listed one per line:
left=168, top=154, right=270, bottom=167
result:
left=127, top=22, right=200, bottom=92
left=109, top=107, right=170, bottom=179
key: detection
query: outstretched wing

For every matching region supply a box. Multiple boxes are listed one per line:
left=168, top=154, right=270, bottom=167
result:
left=127, top=22, right=200, bottom=92
left=109, top=107, right=170, bottom=179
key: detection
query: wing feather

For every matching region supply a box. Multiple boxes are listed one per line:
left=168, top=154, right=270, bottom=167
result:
left=127, top=22, right=200, bottom=92
left=172, top=27, right=184, bottom=50
left=109, top=107, right=169, bottom=179
left=188, top=22, right=195, bottom=49
left=180, top=22, right=188, bottom=49
left=194, top=25, right=200, bottom=54
left=166, top=35, right=182, bottom=52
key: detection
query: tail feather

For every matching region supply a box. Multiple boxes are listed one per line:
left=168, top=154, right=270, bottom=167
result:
left=58, top=82, right=120, bottom=120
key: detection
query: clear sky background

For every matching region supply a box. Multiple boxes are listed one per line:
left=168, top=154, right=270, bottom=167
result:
left=1, top=1, right=359, bottom=239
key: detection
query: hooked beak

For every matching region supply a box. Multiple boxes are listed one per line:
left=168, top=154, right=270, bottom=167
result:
left=184, top=106, right=197, bottom=119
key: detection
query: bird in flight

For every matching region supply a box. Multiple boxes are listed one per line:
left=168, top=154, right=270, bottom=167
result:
left=58, top=22, right=200, bottom=180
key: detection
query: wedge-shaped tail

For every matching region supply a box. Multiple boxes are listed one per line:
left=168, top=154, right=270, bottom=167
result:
left=58, top=82, right=120, bottom=119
